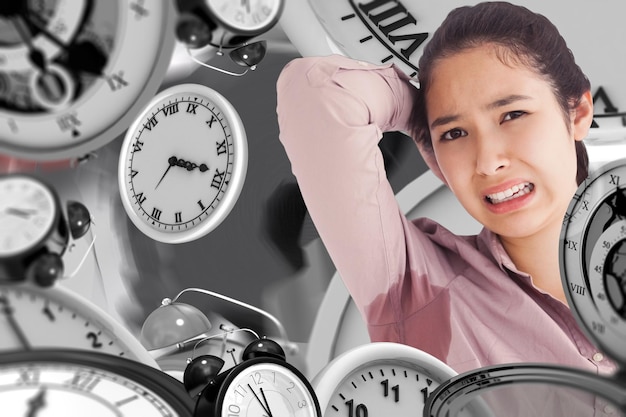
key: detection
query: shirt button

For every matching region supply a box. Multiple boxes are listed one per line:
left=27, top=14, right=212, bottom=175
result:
left=593, top=352, right=604, bottom=362
left=604, top=404, right=616, bottom=414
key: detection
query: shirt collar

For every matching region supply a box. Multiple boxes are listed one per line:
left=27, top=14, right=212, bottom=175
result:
left=477, top=227, right=528, bottom=278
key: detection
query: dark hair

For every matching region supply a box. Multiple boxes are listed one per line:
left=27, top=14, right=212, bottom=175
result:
left=410, top=1, right=589, bottom=185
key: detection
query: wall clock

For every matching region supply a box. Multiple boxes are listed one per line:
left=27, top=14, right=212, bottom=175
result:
left=0, top=0, right=176, bottom=160
left=0, top=349, right=193, bottom=416
left=0, top=282, right=158, bottom=366
left=184, top=338, right=321, bottom=417
left=118, top=83, right=248, bottom=244
left=311, top=342, right=458, bottom=417
left=0, top=173, right=91, bottom=287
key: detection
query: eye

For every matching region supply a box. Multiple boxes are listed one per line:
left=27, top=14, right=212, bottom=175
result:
left=440, top=128, right=467, bottom=141
left=502, top=110, right=526, bottom=122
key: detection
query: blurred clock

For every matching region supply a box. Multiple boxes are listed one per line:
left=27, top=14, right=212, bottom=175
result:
left=0, top=0, right=176, bottom=160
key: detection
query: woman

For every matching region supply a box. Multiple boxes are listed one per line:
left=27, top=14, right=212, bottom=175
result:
left=276, top=1, right=615, bottom=377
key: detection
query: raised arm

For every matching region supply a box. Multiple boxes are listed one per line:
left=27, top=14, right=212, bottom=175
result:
left=276, top=54, right=420, bottom=322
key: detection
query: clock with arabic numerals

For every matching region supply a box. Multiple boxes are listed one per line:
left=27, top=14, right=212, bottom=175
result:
left=560, top=157, right=626, bottom=367
left=118, top=83, right=248, bottom=244
left=183, top=338, right=321, bottom=417
left=0, top=0, right=176, bottom=160
left=0, top=282, right=158, bottom=366
left=0, top=349, right=193, bottom=416
left=311, top=342, right=458, bottom=417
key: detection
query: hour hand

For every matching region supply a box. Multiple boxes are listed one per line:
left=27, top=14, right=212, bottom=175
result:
left=247, top=384, right=273, bottom=417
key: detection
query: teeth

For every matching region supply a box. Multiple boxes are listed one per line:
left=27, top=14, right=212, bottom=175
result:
left=486, top=183, right=534, bottom=204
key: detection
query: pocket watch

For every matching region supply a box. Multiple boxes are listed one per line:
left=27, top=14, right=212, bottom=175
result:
left=0, top=282, right=157, bottom=366
left=0, top=173, right=91, bottom=287
left=560, top=158, right=626, bottom=366
left=175, top=0, right=284, bottom=49
left=311, top=342, right=457, bottom=417
left=0, top=349, right=194, bottom=416
left=184, top=338, right=321, bottom=417
left=0, top=0, right=176, bottom=160
left=118, top=83, right=248, bottom=244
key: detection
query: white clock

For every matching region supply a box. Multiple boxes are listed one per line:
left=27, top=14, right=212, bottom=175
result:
left=312, top=343, right=458, bottom=417
left=118, top=83, right=248, bottom=244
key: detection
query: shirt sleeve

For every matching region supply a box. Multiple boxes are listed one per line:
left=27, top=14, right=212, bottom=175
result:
left=276, top=54, right=423, bottom=326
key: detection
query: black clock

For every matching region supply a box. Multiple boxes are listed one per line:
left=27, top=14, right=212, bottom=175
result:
left=0, top=348, right=194, bottom=416
left=184, top=338, right=321, bottom=417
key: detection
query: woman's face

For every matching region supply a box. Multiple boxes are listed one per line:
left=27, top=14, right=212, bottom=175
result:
left=426, top=45, right=590, bottom=240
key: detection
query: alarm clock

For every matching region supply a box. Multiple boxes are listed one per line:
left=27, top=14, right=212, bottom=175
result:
left=139, top=287, right=298, bottom=380
left=0, top=349, right=194, bottom=416
left=0, top=173, right=91, bottom=286
left=118, top=83, right=248, bottom=244
left=183, top=338, right=321, bottom=417
left=175, top=0, right=284, bottom=49
left=311, top=342, right=457, bottom=417
left=0, top=0, right=176, bottom=160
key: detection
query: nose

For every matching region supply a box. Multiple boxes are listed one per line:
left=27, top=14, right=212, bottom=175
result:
left=474, top=129, right=509, bottom=176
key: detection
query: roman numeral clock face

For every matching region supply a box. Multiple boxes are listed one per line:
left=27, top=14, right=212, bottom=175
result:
left=560, top=158, right=626, bottom=367
left=118, top=84, right=248, bottom=244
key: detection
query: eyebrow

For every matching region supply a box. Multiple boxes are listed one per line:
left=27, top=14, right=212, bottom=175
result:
left=429, top=94, right=534, bottom=130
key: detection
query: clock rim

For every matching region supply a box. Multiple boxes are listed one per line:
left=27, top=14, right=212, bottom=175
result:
left=117, top=82, right=248, bottom=244
left=0, top=348, right=194, bottom=416
left=424, top=362, right=626, bottom=417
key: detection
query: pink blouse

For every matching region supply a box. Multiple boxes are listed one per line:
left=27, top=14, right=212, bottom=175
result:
left=276, top=54, right=615, bottom=377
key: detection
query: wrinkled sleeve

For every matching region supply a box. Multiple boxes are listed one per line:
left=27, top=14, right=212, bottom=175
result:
left=276, top=54, right=421, bottom=326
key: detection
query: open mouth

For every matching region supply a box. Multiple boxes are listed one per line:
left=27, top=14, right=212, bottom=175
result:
left=485, top=182, right=535, bottom=204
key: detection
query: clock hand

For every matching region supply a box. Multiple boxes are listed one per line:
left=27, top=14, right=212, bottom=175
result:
left=11, top=16, right=47, bottom=72
left=155, top=156, right=178, bottom=189
left=0, top=295, right=32, bottom=350
left=18, top=11, right=108, bottom=76
left=5, top=207, right=38, bottom=219
left=260, top=387, right=274, bottom=417
left=25, top=388, right=47, bottom=417
left=247, top=384, right=272, bottom=417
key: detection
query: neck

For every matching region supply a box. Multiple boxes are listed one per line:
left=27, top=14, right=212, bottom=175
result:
left=500, top=220, right=568, bottom=305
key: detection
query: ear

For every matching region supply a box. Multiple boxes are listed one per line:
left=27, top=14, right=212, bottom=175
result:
left=571, top=90, right=594, bottom=142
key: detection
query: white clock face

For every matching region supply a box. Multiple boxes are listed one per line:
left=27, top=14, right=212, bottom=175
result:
left=0, top=0, right=175, bottom=160
left=0, top=175, right=56, bottom=257
left=206, top=0, right=283, bottom=33
left=221, top=362, right=320, bottom=417
left=118, top=83, right=247, bottom=244
left=322, top=359, right=444, bottom=416
left=0, top=362, right=181, bottom=417
left=313, top=343, right=457, bottom=417
left=0, top=283, right=156, bottom=365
